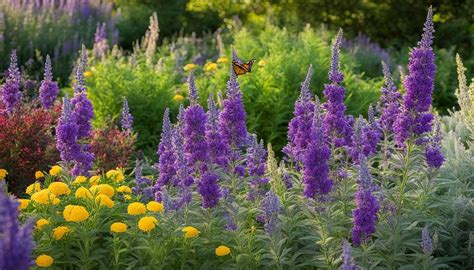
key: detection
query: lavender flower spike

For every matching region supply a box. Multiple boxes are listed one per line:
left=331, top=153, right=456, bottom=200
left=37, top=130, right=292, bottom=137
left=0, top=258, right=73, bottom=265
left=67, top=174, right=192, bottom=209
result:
left=379, top=61, right=401, bottom=133
left=1, top=50, right=21, bottom=113
left=56, top=96, right=79, bottom=165
left=421, top=226, right=433, bottom=254
left=425, top=119, right=444, bottom=169
left=258, top=189, right=282, bottom=235
left=340, top=240, right=358, bottom=270
left=39, top=55, right=59, bottom=109
left=74, top=45, right=88, bottom=94
left=246, top=134, right=269, bottom=200
left=329, top=29, right=344, bottom=83
left=93, top=23, right=109, bottom=59
left=197, top=171, right=221, bottom=208
left=121, top=96, right=133, bottom=133
left=206, top=93, right=229, bottom=168
left=188, top=72, right=198, bottom=104
left=154, top=108, right=176, bottom=188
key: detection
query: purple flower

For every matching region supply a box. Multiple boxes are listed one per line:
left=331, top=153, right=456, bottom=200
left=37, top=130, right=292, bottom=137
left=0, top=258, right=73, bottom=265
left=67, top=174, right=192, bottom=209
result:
left=121, top=96, right=133, bottom=133
left=172, top=108, right=194, bottom=187
left=246, top=134, right=269, bottom=200
left=351, top=155, right=379, bottom=246
left=425, top=120, right=444, bottom=169
left=219, top=66, right=247, bottom=149
left=71, top=93, right=94, bottom=139
left=421, top=226, right=433, bottom=254
left=198, top=171, right=221, bottom=208
left=323, top=30, right=353, bottom=147
left=284, top=65, right=315, bottom=163
left=340, top=240, right=358, bottom=270
left=154, top=108, right=176, bottom=190
left=0, top=183, right=35, bottom=270
left=303, top=98, right=333, bottom=198
left=282, top=171, right=293, bottom=189
left=56, top=96, right=80, bottom=164
left=1, top=50, right=22, bottom=114
left=73, top=45, right=87, bottom=94
left=234, top=165, right=246, bottom=177
left=394, top=8, right=436, bottom=146
left=258, top=189, right=282, bottom=234
left=39, top=55, right=59, bottom=109
left=184, top=74, right=209, bottom=172
left=93, top=23, right=109, bottom=59
left=206, top=93, right=229, bottom=168
left=132, top=159, right=154, bottom=202
left=379, top=62, right=401, bottom=133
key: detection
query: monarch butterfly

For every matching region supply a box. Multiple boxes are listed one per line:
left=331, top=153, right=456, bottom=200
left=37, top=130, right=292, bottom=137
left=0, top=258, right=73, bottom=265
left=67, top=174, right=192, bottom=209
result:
left=232, top=59, right=256, bottom=76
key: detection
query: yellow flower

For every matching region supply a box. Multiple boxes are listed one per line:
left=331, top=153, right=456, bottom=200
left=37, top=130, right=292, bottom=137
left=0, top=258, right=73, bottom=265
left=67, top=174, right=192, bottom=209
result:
left=52, top=198, right=60, bottom=205
left=95, top=194, right=115, bottom=208
left=146, top=201, right=164, bottom=213
left=75, top=187, right=93, bottom=199
left=106, top=169, right=124, bottom=183
left=217, top=57, right=228, bottom=64
left=36, top=254, right=54, bottom=267
left=127, top=202, right=146, bottom=215
left=89, top=175, right=100, bottom=186
left=183, top=63, right=197, bottom=72
left=35, top=219, right=50, bottom=230
left=35, top=171, right=45, bottom=179
left=31, top=189, right=58, bottom=205
left=0, top=169, right=7, bottom=180
left=173, top=94, right=185, bottom=102
left=204, top=62, right=218, bottom=72
left=258, top=59, right=266, bottom=67
left=110, top=222, right=127, bottom=233
left=49, top=165, right=62, bottom=176
left=18, top=199, right=30, bottom=210
left=117, top=185, right=132, bottom=193
left=72, top=175, right=87, bottom=185
left=48, top=182, right=71, bottom=196
left=84, top=71, right=93, bottom=77
left=124, top=194, right=132, bottom=200
left=26, top=182, right=41, bottom=195
left=215, top=245, right=231, bottom=256
left=52, top=226, right=70, bottom=240
left=138, top=216, right=158, bottom=232
left=182, top=226, right=199, bottom=238
left=90, top=184, right=115, bottom=197
left=63, top=205, right=89, bottom=222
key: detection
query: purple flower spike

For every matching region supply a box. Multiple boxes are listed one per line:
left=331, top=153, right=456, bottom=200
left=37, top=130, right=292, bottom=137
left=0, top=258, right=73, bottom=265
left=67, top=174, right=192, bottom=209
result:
left=154, top=108, right=176, bottom=188
left=284, top=64, right=315, bottom=163
left=421, top=226, right=433, bottom=254
left=121, top=96, right=133, bottom=133
left=133, top=159, right=154, bottom=202
left=39, top=55, right=59, bottom=109
left=329, top=29, right=344, bottom=83
left=206, top=93, right=229, bottom=168
left=246, top=134, right=269, bottom=199
left=340, top=240, right=358, bottom=270
left=418, top=7, right=434, bottom=49
left=74, top=45, right=88, bottom=94
left=188, top=72, right=198, bottom=104
left=379, top=62, right=401, bottom=133
left=56, top=96, right=80, bottom=165
left=1, top=50, right=22, bottom=113
left=425, top=120, right=444, bottom=169
left=93, top=23, right=109, bottom=59
left=258, top=189, right=282, bottom=235
left=198, top=171, right=221, bottom=208
left=303, top=98, right=333, bottom=198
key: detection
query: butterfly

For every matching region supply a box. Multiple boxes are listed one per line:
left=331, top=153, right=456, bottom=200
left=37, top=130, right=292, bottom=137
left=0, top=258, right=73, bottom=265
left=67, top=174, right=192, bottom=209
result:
left=232, top=59, right=256, bottom=76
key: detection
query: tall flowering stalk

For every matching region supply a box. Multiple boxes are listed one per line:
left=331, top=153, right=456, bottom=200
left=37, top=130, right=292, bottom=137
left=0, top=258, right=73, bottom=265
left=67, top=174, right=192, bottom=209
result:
left=351, top=155, right=379, bottom=246
left=184, top=73, right=209, bottom=172
left=284, top=64, right=315, bottom=163
left=340, top=240, right=358, bottom=270
left=0, top=183, right=35, bottom=270
left=1, top=50, right=21, bottom=114
left=56, top=96, right=80, bottom=166
left=379, top=62, right=401, bottom=134
left=93, top=23, right=108, bottom=59
left=121, top=97, right=133, bottom=133
left=421, top=226, right=433, bottom=254
left=323, top=29, right=353, bottom=147
left=39, top=55, right=59, bottom=109
left=172, top=105, right=194, bottom=188
left=257, top=189, right=282, bottom=235
left=394, top=7, right=436, bottom=146
left=206, top=93, right=229, bottom=168
left=425, top=119, right=444, bottom=169
left=153, top=108, right=176, bottom=195
left=246, top=134, right=269, bottom=200
left=132, top=158, right=154, bottom=202
left=303, top=98, right=333, bottom=198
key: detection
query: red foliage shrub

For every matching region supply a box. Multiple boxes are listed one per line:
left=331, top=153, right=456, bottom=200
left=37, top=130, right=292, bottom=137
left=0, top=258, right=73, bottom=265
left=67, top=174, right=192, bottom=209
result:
left=0, top=102, right=60, bottom=194
left=90, top=126, right=136, bottom=172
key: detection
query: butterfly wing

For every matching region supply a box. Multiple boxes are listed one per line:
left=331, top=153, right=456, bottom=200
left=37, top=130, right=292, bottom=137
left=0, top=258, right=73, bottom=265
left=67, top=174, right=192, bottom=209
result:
left=232, top=61, right=248, bottom=76
left=242, top=59, right=256, bottom=72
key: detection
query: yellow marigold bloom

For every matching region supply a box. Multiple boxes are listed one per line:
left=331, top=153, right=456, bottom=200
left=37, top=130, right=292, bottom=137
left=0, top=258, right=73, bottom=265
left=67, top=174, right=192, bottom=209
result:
left=183, top=63, right=197, bottom=72
left=35, top=171, right=45, bottom=179
left=89, top=175, right=100, bottom=186
left=35, top=219, right=50, bottom=230
left=52, top=226, right=70, bottom=240
left=49, top=165, right=62, bottom=176
left=0, top=169, right=7, bottom=180
left=52, top=198, right=60, bottom=205
left=95, top=194, right=115, bottom=208
left=75, top=187, right=93, bottom=199
left=106, top=169, right=124, bottom=183
left=31, top=189, right=57, bottom=205
left=173, top=94, right=185, bottom=102
left=217, top=57, right=228, bottom=64
left=110, top=222, right=127, bottom=233
left=138, top=216, right=158, bottom=232
left=117, top=185, right=132, bottom=193
left=84, top=71, right=93, bottom=77
left=204, top=62, right=218, bottom=72
left=124, top=194, right=132, bottom=200
left=18, top=199, right=30, bottom=210
left=215, top=245, right=231, bottom=256
left=90, top=184, right=115, bottom=197
left=36, top=254, right=54, bottom=267
left=182, top=226, right=199, bottom=238
left=26, top=182, right=41, bottom=195
left=63, top=205, right=89, bottom=222
left=48, top=182, right=71, bottom=196
left=127, top=202, right=146, bottom=215
left=146, top=201, right=164, bottom=213
left=73, top=175, right=87, bottom=185
left=258, top=59, right=266, bottom=67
